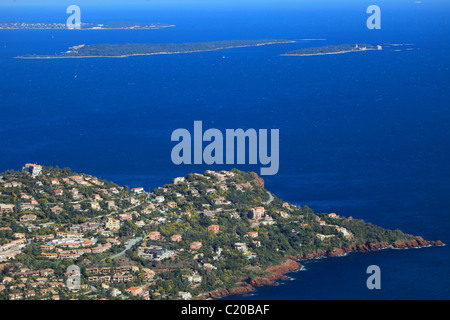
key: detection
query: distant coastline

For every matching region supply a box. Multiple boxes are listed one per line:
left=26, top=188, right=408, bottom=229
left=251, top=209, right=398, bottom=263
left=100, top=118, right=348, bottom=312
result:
left=16, top=39, right=296, bottom=59
left=281, top=43, right=382, bottom=57
left=0, top=20, right=175, bottom=30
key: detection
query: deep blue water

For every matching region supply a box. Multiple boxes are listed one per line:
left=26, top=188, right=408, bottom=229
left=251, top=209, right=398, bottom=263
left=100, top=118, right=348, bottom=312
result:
left=0, top=1, right=449, bottom=299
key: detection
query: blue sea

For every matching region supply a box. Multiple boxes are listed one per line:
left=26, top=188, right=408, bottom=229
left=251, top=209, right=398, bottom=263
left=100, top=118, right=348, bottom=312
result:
left=0, top=1, right=449, bottom=299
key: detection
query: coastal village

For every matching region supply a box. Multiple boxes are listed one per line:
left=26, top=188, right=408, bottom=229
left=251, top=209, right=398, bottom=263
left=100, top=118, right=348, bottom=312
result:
left=0, top=164, right=438, bottom=300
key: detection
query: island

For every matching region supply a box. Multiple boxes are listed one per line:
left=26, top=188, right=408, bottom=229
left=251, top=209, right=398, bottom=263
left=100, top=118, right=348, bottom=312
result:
left=0, top=164, right=443, bottom=300
left=15, top=39, right=296, bottom=59
left=0, top=20, right=175, bottom=30
left=282, top=43, right=383, bottom=56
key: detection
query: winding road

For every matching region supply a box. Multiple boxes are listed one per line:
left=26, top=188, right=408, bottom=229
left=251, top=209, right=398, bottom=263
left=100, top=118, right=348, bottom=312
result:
left=263, top=191, right=275, bottom=205
left=107, top=236, right=142, bottom=260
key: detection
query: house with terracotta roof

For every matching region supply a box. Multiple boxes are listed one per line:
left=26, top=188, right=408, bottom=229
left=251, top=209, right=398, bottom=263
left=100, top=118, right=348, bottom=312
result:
left=135, top=220, right=145, bottom=228
left=41, top=252, right=58, bottom=259
left=109, top=187, right=119, bottom=194
left=35, top=234, right=55, bottom=241
left=208, top=225, right=220, bottom=234
left=9, top=293, right=23, bottom=300
left=247, top=231, right=258, bottom=238
left=148, top=231, right=161, bottom=241
left=282, top=202, right=291, bottom=209
left=119, top=213, right=133, bottom=221
left=125, top=286, right=144, bottom=296
left=132, top=187, right=145, bottom=194
left=91, top=246, right=108, bottom=254
left=92, top=194, right=102, bottom=201
left=154, top=217, right=166, bottom=223
left=26, top=290, right=36, bottom=298
left=190, top=242, right=203, bottom=250
left=328, top=213, right=338, bottom=218
left=22, top=163, right=42, bottom=177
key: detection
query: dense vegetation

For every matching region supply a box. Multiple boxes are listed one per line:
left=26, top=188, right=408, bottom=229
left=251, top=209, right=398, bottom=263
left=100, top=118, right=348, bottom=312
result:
left=18, top=39, right=293, bottom=58
left=0, top=165, right=417, bottom=299
left=284, top=44, right=375, bottom=55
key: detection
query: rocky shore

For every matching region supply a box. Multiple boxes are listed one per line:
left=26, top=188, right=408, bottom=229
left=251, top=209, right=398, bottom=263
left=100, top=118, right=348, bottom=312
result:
left=249, top=259, right=302, bottom=287
left=286, top=236, right=444, bottom=260
left=204, top=236, right=444, bottom=299
left=204, top=259, right=302, bottom=299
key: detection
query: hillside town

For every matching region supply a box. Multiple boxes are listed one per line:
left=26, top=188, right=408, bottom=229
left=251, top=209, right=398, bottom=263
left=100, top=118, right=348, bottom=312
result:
left=0, top=164, right=420, bottom=300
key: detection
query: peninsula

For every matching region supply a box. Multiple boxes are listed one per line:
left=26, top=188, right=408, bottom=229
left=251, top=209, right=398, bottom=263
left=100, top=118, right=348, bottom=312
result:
left=282, top=43, right=382, bottom=56
left=0, top=165, right=443, bottom=300
left=16, top=39, right=296, bottom=59
left=0, top=20, right=174, bottom=30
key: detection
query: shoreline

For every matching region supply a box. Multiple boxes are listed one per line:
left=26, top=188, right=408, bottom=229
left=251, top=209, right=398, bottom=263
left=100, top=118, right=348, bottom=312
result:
left=15, top=40, right=296, bottom=60
left=204, top=258, right=302, bottom=300
left=288, top=236, right=444, bottom=260
left=205, top=236, right=444, bottom=300
left=0, top=26, right=175, bottom=31
left=281, top=48, right=377, bottom=57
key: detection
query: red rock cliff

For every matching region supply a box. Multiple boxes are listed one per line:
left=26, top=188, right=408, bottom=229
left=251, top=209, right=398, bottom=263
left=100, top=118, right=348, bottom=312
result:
left=204, top=259, right=301, bottom=299
left=287, top=236, right=444, bottom=260
left=249, top=259, right=302, bottom=287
